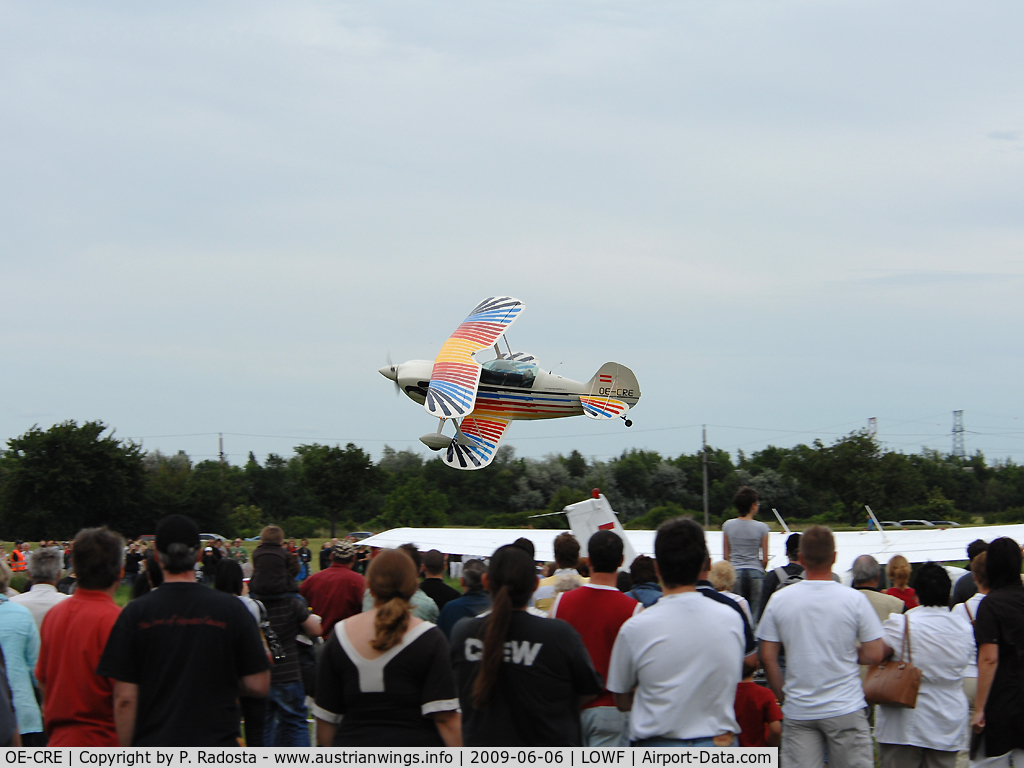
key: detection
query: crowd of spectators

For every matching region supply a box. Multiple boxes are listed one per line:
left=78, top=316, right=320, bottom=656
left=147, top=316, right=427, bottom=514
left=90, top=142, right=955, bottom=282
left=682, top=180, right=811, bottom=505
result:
left=0, top=488, right=1020, bottom=766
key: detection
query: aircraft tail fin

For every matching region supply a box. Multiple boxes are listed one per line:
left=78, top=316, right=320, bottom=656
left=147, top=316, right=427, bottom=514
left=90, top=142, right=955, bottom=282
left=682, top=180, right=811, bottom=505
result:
left=581, top=362, right=640, bottom=420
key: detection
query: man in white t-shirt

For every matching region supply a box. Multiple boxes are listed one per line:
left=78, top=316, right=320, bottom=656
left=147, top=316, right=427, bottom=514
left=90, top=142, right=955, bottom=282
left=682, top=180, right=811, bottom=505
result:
left=757, top=525, right=885, bottom=768
left=607, top=517, right=748, bottom=747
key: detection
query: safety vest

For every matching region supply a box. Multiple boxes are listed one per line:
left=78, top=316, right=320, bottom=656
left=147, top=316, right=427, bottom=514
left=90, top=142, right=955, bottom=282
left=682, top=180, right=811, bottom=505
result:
left=9, top=550, right=26, bottom=572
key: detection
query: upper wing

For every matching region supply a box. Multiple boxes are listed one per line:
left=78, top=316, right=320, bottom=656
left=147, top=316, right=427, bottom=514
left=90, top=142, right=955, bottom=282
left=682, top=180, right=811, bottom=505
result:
left=424, top=297, right=524, bottom=418
left=442, top=416, right=511, bottom=470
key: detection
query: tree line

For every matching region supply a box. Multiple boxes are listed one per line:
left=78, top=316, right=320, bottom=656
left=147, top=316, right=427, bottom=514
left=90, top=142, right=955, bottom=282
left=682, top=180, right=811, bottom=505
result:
left=2, top=420, right=1024, bottom=541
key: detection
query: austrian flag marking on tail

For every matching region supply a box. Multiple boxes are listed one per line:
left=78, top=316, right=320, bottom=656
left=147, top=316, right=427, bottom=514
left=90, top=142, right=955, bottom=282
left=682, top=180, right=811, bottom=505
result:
left=425, top=297, right=524, bottom=419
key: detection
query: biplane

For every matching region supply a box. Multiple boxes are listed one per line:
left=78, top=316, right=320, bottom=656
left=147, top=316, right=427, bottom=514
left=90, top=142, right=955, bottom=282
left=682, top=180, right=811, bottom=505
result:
left=379, top=296, right=641, bottom=470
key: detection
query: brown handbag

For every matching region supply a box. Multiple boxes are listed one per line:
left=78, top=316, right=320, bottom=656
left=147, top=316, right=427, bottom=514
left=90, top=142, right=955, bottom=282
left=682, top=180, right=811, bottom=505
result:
left=863, top=614, right=923, bottom=708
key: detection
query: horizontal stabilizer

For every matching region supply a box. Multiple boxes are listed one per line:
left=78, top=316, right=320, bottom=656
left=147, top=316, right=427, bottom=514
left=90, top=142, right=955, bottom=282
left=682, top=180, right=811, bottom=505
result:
left=442, top=416, right=511, bottom=470
left=580, top=396, right=629, bottom=420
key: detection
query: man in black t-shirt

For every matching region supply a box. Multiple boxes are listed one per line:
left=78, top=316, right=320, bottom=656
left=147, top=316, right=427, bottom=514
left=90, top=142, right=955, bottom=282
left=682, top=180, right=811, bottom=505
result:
left=420, top=550, right=461, bottom=612
left=97, top=515, right=270, bottom=746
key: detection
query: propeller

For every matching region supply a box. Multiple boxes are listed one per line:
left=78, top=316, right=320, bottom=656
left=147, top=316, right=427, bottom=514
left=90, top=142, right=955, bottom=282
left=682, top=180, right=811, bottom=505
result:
left=381, top=351, right=401, bottom=397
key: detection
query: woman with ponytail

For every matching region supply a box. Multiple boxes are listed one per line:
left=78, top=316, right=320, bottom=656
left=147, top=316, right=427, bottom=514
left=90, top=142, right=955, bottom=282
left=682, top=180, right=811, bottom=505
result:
left=452, top=544, right=603, bottom=746
left=313, top=548, right=461, bottom=747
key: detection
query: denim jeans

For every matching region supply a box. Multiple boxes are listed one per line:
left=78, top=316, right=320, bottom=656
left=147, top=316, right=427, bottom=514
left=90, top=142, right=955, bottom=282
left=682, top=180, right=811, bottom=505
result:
left=264, top=681, right=309, bottom=747
left=735, top=568, right=765, bottom=625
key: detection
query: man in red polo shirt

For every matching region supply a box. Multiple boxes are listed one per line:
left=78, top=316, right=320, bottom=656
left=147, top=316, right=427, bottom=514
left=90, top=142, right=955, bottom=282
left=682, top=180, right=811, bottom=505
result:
left=299, top=541, right=365, bottom=636
left=35, top=527, right=124, bottom=746
left=550, top=529, right=641, bottom=747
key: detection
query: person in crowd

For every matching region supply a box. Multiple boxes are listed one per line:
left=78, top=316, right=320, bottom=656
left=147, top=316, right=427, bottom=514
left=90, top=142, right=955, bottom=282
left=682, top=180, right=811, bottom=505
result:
left=200, top=546, right=221, bottom=584
left=615, top=571, right=632, bottom=592
left=319, top=541, right=332, bottom=572
left=697, top=561, right=758, bottom=661
left=709, top=560, right=754, bottom=625
left=625, top=555, right=662, bottom=607
left=722, top=486, right=770, bottom=623
left=0, top=649, right=21, bottom=747
left=34, top=527, right=124, bottom=746
left=97, top=514, right=270, bottom=746
left=229, top=539, right=249, bottom=564
left=758, top=525, right=886, bottom=768
left=420, top=550, right=461, bottom=612
left=129, top=549, right=163, bottom=600
left=11, top=547, right=68, bottom=630
left=286, top=538, right=297, bottom=555
left=449, top=553, right=464, bottom=581
left=0, top=561, right=43, bottom=745
left=735, top=667, right=782, bottom=747
left=123, top=541, right=143, bottom=586
left=758, top=533, right=804, bottom=618
left=213, top=559, right=266, bottom=747
left=296, top=539, right=312, bottom=580
left=875, top=563, right=973, bottom=768
left=437, top=559, right=490, bottom=639
left=550, top=530, right=641, bottom=747
left=952, top=540, right=988, bottom=607
left=354, top=546, right=370, bottom=575
left=851, top=554, right=905, bottom=624
left=452, top=544, right=602, bottom=746
left=313, top=548, right=460, bottom=747
left=534, top=532, right=588, bottom=612
left=952, top=551, right=988, bottom=713
left=8, top=542, right=27, bottom=574
left=886, top=555, right=920, bottom=609
left=301, top=541, right=366, bottom=636
left=250, top=526, right=300, bottom=595
left=970, top=537, right=1024, bottom=767
left=250, top=550, right=321, bottom=746
left=361, top=545, right=439, bottom=621
left=608, top=518, right=748, bottom=747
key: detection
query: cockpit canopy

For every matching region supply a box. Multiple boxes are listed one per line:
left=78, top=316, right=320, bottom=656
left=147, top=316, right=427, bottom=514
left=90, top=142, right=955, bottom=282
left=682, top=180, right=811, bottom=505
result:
left=479, top=358, right=538, bottom=389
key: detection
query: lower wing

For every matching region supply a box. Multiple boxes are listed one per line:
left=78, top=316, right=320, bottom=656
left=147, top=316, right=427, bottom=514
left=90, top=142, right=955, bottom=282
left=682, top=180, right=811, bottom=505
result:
left=442, top=416, right=511, bottom=470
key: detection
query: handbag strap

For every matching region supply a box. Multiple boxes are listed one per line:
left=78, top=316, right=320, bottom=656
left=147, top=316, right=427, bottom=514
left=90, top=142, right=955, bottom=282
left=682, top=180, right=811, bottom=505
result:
left=902, top=613, right=912, bottom=664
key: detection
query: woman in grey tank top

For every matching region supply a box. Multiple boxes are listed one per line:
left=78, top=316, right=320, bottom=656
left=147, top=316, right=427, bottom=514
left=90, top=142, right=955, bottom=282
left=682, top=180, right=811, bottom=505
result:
left=722, top=486, right=770, bottom=624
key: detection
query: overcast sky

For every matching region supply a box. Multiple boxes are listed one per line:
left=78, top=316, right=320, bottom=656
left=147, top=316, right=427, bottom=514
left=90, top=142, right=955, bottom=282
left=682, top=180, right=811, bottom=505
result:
left=2, top=1, right=1023, bottom=468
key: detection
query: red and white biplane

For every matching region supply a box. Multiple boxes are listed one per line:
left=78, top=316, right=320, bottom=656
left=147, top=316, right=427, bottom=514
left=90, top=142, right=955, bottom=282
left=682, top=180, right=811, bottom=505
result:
left=379, top=296, right=641, bottom=470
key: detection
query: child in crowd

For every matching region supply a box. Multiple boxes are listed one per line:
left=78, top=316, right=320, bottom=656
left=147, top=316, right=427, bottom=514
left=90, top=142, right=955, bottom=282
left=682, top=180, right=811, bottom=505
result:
left=733, top=672, right=782, bottom=748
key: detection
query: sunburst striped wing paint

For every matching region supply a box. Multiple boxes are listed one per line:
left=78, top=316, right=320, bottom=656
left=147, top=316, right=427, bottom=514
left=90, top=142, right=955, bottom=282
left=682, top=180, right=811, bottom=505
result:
left=442, top=416, right=512, bottom=470
left=579, top=395, right=629, bottom=420
left=424, top=297, right=524, bottom=418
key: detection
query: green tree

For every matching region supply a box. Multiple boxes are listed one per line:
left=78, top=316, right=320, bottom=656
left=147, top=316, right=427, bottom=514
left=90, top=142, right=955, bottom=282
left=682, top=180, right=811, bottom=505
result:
left=296, top=444, right=379, bottom=536
left=228, top=504, right=264, bottom=538
left=379, top=477, right=448, bottom=527
left=0, top=421, right=146, bottom=538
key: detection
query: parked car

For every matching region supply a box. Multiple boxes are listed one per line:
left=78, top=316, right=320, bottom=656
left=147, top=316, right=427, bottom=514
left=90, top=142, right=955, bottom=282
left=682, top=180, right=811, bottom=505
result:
left=930, top=520, right=961, bottom=527
left=878, top=521, right=902, bottom=529
left=347, top=532, right=374, bottom=541
left=200, top=533, right=230, bottom=543
left=898, top=519, right=935, bottom=527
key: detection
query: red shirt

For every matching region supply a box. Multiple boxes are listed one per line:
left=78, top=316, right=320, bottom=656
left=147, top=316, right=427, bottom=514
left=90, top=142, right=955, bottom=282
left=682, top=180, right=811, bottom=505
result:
left=550, top=583, right=641, bottom=709
left=299, top=564, right=366, bottom=636
left=885, top=587, right=919, bottom=610
left=734, top=681, right=782, bottom=747
left=35, top=588, right=122, bottom=746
